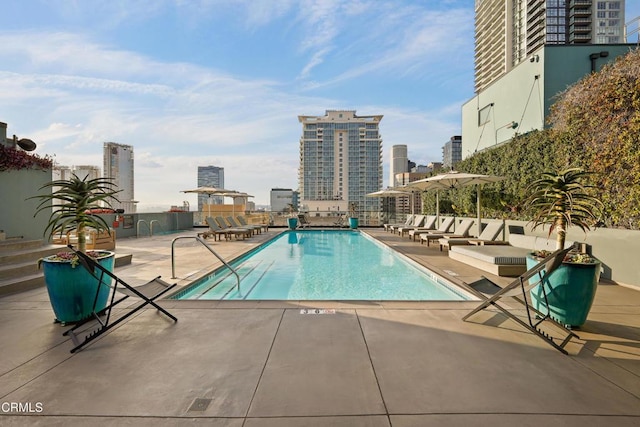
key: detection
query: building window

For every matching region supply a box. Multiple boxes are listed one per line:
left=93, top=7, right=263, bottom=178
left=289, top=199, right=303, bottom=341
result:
left=609, top=2, right=620, bottom=9
left=597, top=1, right=607, bottom=9
left=478, top=104, right=492, bottom=126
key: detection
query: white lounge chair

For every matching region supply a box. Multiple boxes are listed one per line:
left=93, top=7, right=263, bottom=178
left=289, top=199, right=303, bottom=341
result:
left=420, top=218, right=475, bottom=246
left=417, top=217, right=455, bottom=245
left=438, top=221, right=505, bottom=251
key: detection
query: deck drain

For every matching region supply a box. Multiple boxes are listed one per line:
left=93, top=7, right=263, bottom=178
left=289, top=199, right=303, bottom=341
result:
left=188, top=398, right=211, bottom=412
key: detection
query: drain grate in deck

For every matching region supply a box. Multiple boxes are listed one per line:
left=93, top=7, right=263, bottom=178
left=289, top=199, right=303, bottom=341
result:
left=188, top=398, right=211, bottom=412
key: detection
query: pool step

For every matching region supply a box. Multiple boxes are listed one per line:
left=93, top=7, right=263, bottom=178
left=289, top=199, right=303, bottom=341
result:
left=192, top=259, right=273, bottom=300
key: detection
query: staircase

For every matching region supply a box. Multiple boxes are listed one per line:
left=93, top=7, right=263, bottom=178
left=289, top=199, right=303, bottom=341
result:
left=0, top=239, right=134, bottom=296
left=0, top=239, right=64, bottom=296
left=187, top=259, right=275, bottom=300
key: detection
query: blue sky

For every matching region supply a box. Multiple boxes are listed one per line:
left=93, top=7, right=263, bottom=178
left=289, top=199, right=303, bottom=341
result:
left=2, top=1, right=639, bottom=210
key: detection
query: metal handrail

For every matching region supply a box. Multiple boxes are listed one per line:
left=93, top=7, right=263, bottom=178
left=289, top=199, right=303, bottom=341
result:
left=150, top=220, right=163, bottom=236
left=137, top=220, right=150, bottom=237
left=170, top=236, right=241, bottom=295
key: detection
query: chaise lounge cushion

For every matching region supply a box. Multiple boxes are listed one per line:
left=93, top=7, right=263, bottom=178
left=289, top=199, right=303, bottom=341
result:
left=449, top=234, right=576, bottom=277
left=451, top=245, right=531, bottom=265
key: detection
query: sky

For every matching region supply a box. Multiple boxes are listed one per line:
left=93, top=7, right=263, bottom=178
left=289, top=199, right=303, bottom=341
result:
left=2, top=0, right=639, bottom=211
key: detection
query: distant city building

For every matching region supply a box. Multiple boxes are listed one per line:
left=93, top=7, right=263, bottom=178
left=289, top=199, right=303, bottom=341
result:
left=270, top=188, right=298, bottom=213
left=474, top=0, right=626, bottom=92
left=197, top=166, right=225, bottom=211
left=411, top=165, right=429, bottom=173
left=394, top=172, right=428, bottom=215
left=103, top=142, right=136, bottom=213
left=389, top=145, right=408, bottom=187
left=298, top=110, right=383, bottom=218
left=443, top=136, right=462, bottom=169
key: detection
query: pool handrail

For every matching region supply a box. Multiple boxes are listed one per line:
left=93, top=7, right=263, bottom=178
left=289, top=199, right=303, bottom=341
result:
left=171, top=236, right=241, bottom=295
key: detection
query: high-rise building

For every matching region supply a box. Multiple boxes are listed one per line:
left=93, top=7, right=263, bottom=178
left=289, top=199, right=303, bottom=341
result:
left=474, top=0, right=626, bottom=92
left=103, top=142, right=136, bottom=213
left=389, top=145, right=408, bottom=188
left=270, top=188, right=298, bottom=213
left=197, top=166, right=225, bottom=212
left=443, top=136, right=462, bottom=169
left=298, top=110, right=383, bottom=219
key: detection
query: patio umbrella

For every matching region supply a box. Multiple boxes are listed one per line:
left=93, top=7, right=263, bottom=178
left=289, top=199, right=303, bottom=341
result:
left=406, top=171, right=504, bottom=236
left=181, top=186, right=235, bottom=219
left=367, top=188, right=414, bottom=222
left=220, top=191, right=254, bottom=216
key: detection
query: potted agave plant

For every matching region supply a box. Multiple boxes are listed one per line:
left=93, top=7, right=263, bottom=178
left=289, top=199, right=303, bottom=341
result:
left=348, top=202, right=359, bottom=229
left=31, top=174, right=120, bottom=324
left=525, top=168, right=603, bottom=328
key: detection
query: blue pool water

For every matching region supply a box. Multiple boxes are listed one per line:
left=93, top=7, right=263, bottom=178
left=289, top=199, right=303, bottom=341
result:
left=173, top=230, right=472, bottom=301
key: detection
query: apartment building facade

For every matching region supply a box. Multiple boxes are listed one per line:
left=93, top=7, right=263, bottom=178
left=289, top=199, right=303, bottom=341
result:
left=298, top=110, right=383, bottom=219
left=103, top=142, right=136, bottom=213
left=474, top=0, right=626, bottom=92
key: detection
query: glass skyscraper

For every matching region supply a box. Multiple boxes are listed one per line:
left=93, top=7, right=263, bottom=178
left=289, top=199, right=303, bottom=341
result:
left=197, top=165, right=224, bottom=212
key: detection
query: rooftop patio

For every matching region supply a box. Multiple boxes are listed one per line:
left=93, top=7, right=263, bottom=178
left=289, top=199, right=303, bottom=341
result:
left=1, top=228, right=639, bottom=426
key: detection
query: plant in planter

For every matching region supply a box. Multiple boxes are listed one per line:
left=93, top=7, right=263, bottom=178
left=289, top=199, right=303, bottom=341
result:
left=31, top=174, right=120, bottom=324
left=348, top=202, right=359, bottom=229
left=525, top=168, right=603, bottom=328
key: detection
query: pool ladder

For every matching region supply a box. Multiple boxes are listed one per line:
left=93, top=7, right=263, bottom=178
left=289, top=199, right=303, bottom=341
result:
left=170, top=236, right=241, bottom=295
left=137, top=220, right=164, bottom=237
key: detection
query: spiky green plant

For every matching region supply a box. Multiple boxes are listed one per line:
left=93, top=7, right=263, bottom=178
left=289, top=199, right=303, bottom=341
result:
left=525, top=168, right=603, bottom=250
left=31, top=174, right=121, bottom=253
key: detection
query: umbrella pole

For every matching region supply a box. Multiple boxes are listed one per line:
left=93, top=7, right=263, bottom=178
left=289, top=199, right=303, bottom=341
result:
left=477, top=184, right=481, bottom=237
left=436, top=190, right=440, bottom=224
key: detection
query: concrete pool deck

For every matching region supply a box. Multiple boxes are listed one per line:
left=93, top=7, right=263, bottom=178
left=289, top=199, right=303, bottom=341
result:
left=1, top=228, right=639, bottom=426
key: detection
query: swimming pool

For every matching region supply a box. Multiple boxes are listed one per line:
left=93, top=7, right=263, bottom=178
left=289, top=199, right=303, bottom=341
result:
left=172, top=230, right=473, bottom=301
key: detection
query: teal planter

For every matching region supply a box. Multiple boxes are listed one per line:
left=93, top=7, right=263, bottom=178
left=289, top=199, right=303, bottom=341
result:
left=348, top=217, right=359, bottom=229
left=42, top=252, right=115, bottom=324
left=527, top=255, right=600, bottom=328
left=287, top=218, right=298, bottom=229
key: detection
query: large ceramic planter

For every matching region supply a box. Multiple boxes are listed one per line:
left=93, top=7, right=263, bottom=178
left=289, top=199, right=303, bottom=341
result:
left=527, top=255, right=601, bottom=328
left=42, top=251, right=115, bottom=323
left=348, top=217, right=359, bottom=229
left=287, top=217, right=298, bottom=229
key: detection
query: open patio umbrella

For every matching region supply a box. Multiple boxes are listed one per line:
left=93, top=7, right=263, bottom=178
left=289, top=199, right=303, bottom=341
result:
left=367, top=188, right=414, bottom=222
left=181, top=186, right=235, bottom=219
left=406, top=171, right=504, bottom=236
left=220, top=191, right=254, bottom=216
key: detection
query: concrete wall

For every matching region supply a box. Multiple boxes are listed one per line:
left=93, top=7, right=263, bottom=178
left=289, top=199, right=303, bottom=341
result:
left=503, top=219, right=640, bottom=291
left=461, top=44, right=637, bottom=157
left=0, top=168, right=52, bottom=241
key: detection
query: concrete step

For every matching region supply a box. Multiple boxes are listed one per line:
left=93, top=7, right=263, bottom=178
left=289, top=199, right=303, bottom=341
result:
left=0, top=253, right=133, bottom=297
left=0, top=245, right=65, bottom=266
left=0, top=239, right=48, bottom=254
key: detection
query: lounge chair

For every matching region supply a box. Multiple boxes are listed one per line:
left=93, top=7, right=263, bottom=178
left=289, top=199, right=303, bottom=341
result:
left=214, top=216, right=252, bottom=240
left=420, top=218, right=475, bottom=246
left=417, top=217, right=455, bottom=245
left=384, top=214, right=414, bottom=232
left=333, top=214, right=346, bottom=227
left=63, top=245, right=178, bottom=353
left=198, top=217, right=228, bottom=241
left=407, top=215, right=438, bottom=241
left=227, top=216, right=261, bottom=235
left=298, top=213, right=312, bottom=229
left=462, top=246, right=578, bottom=354
left=396, top=215, right=426, bottom=236
left=448, top=234, right=576, bottom=277
left=237, top=215, right=268, bottom=232
left=438, top=221, right=505, bottom=251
